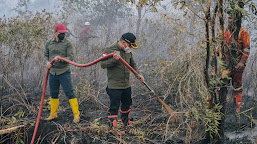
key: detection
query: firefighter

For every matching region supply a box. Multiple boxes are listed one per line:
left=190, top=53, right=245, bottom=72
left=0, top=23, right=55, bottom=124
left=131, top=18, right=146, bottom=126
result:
left=218, top=13, right=250, bottom=112
left=101, top=33, right=144, bottom=130
left=44, top=23, right=80, bottom=123
left=80, top=21, right=91, bottom=43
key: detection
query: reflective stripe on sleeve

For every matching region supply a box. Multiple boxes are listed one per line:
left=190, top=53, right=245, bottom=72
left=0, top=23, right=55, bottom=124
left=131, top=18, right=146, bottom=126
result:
left=243, top=48, right=250, bottom=53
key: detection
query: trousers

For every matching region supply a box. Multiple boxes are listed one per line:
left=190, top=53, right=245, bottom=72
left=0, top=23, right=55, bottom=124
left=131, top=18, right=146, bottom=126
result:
left=106, top=87, right=132, bottom=115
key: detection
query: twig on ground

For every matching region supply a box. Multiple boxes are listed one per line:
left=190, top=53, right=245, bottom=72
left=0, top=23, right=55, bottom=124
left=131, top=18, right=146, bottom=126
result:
left=0, top=125, right=25, bottom=135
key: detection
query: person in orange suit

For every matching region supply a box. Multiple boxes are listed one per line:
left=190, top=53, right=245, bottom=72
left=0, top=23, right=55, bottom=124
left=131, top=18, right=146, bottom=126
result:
left=218, top=13, right=250, bottom=113
left=80, top=22, right=90, bottom=43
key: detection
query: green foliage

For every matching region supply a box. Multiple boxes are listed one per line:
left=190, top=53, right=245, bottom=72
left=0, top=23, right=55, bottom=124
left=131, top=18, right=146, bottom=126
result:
left=89, top=118, right=109, bottom=136
left=1, top=10, right=53, bottom=60
left=249, top=1, right=257, bottom=15
left=216, top=56, right=227, bottom=71
left=43, top=98, right=51, bottom=111
left=0, top=10, right=54, bottom=87
left=0, top=116, right=25, bottom=144
left=7, top=116, right=20, bottom=125
left=209, top=76, right=224, bottom=91
left=15, top=131, right=25, bottom=144
left=0, top=117, right=6, bottom=125
left=14, top=107, right=25, bottom=119
left=74, top=77, right=93, bottom=98
left=129, top=127, right=147, bottom=141
left=92, top=117, right=102, bottom=126
left=187, top=100, right=223, bottom=139
left=226, top=0, right=248, bottom=18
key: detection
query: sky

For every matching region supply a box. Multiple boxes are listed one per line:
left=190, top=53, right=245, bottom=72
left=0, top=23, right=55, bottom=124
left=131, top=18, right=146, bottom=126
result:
left=0, top=0, right=61, bottom=18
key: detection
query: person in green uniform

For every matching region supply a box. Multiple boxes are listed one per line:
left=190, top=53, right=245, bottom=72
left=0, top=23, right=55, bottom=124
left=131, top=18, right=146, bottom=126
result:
left=44, top=23, right=80, bottom=123
left=101, top=32, right=144, bottom=129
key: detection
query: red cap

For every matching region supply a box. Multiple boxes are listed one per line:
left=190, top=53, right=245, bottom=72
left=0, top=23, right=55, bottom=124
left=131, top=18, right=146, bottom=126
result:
left=55, top=23, right=68, bottom=33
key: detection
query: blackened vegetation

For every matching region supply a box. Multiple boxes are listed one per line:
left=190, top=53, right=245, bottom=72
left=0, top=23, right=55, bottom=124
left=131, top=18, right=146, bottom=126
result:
left=0, top=88, right=182, bottom=144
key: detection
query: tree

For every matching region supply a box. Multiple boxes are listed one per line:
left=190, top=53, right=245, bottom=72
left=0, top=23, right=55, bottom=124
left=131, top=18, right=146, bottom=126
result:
left=0, top=10, right=53, bottom=88
left=174, top=0, right=257, bottom=143
left=62, top=0, right=132, bottom=45
left=126, top=0, right=163, bottom=35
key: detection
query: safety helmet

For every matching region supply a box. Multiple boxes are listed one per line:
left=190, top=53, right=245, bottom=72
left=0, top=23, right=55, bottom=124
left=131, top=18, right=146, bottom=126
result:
left=85, top=22, right=90, bottom=26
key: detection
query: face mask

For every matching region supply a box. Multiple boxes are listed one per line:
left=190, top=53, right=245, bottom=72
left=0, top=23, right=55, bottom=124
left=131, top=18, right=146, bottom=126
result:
left=124, top=43, right=132, bottom=53
left=125, top=47, right=132, bottom=53
left=58, top=33, right=65, bottom=41
left=124, top=47, right=130, bottom=51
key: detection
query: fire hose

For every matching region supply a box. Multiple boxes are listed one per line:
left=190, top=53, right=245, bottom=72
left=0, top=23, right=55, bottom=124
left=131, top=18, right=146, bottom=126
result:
left=30, top=51, right=175, bottom=144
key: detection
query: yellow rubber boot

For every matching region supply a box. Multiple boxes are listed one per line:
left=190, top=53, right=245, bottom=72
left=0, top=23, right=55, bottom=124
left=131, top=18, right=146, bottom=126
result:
left=69, top=98, right=80, bottom=123
left=45, top=98, right=59, bottom=120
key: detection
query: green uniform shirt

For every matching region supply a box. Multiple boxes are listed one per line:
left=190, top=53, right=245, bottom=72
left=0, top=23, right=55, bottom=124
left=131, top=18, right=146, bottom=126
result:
left=44, top=38, right=74, bottom=75
left=101, top=42, right=139, bottom=89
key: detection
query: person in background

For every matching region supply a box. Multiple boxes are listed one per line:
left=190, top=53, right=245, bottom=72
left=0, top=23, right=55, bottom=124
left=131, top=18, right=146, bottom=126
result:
left=217, top=13, right=250, bottom=113
left=80, top=21, right=91, bottom=43
left=44, top=23, right=80, bottom=123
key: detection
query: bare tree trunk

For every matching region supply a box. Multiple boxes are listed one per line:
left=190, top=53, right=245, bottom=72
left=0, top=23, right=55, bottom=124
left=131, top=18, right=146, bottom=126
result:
left=20, top=59, right=24, bottom=89
left=136, top=5, right=142, bottom=36
left=217, top=0, right=226, bottom=142
left=210, top=1, right=218, bottom=107
left=210, top=3, right=218, bottom=76
left=105, top=25, right=112, bottom=46
left=1, top=72, right=4, bottom=118
left=36, top=50, right=43, bottom=89
left=202, top=1, right=212, bottom=143
left=204, top=0, right=211, bottom=91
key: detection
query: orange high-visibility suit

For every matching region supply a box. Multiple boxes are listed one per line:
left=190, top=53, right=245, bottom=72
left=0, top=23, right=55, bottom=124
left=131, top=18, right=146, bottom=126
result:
left=222, top=27, right=250, bottom=111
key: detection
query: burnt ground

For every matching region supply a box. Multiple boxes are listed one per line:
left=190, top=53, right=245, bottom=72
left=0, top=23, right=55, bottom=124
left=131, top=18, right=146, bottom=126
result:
left=1, top=87, right=184, bottom=144
left=222, top=88, right=257, bottom=144
left=1, top=86, right=257, bottom=144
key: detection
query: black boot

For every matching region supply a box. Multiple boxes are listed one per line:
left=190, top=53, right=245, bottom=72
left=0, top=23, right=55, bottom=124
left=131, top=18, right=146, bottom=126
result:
left=120, top=109, right=134, bottom=127
left=108, top=115, right=118, bottom=130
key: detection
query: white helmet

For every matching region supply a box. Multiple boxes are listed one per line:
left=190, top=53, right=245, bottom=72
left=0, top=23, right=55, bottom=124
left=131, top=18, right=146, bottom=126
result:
left=85, top=22, right=90, bottom=26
